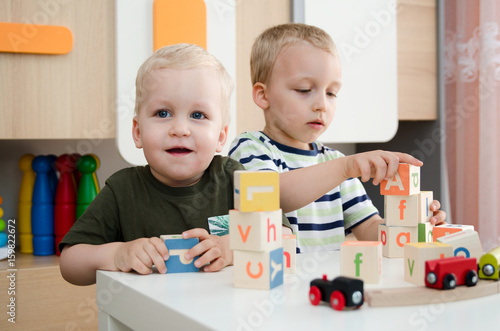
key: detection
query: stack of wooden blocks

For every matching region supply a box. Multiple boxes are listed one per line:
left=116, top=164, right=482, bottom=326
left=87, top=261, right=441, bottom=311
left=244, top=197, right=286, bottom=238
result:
left=378, top=164, right=434, bottom=258
left=230, top=171, right=284, bottom=289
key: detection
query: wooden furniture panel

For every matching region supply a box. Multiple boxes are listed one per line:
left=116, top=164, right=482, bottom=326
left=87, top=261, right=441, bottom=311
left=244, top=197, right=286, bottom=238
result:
left=0, top=0, right=116, bottom=139
left=0, top=254, right=98, bottom=330
left=398, top=0, right=437, bottom=120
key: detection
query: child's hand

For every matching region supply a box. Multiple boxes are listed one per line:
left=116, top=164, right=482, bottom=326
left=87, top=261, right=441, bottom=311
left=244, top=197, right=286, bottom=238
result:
left=114, top=237, right=169, bottom=275
left=182, top=228, right=232, bottom=272
left=343, top=150, right=423, bottom=185
left=430, top=200, right=447, bottom=225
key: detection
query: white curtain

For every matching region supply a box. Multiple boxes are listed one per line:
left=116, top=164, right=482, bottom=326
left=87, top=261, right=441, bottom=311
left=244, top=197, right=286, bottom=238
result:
left=444, top=0, right=500, bottom=251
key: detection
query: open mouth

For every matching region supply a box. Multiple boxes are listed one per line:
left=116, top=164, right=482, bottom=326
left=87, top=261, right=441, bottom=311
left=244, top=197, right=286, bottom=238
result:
left=166, top=147, right=192, bottom=155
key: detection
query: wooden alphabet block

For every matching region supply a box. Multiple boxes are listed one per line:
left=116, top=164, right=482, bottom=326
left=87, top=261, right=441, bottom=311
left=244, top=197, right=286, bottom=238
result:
left=418, top=222, right=434, bottom=243
left=340, top=241, right=382, bottom=284
left=229, top=209, right=282, bottom=252
left=404, top=242, right=453, bottom=286
left=380, top=163, right=420, bottom=196
left=418, top=191, right=433, bottom=223
left=378, top=224, right=418, bottom=258
left=160, top=235, right=199, bottom=273
left=233, top=247, right=284, bottom=289
left=433, top=224, right=474, bottom=242
left=384, top=194, right=419, bottom=227
left=234, top=170, right=279, bottom=212
left=437, top=230, right=484, bottom=259
left=282, top=234, right=296, bottom=274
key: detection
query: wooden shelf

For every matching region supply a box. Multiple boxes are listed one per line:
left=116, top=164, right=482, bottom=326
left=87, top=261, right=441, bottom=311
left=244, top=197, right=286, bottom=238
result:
left=0, top=253, right=98, bottom=330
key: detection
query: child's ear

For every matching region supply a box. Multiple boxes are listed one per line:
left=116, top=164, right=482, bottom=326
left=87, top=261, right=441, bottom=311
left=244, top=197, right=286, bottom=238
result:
left=132, top=116, right=143, bottom=149
left=252, top=82, right=270, bottom=110
left=215, top=124, right=229, bottom=153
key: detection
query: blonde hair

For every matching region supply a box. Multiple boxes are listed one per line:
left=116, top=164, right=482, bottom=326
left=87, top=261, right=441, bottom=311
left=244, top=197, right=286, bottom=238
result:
left=135, top=43, right=234, bottom=124
left=251, top=23, right=338, bottom=86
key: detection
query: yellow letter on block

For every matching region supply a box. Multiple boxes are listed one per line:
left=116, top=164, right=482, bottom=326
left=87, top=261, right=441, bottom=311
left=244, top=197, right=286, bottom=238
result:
left=234, top=171, right=279, bottom=212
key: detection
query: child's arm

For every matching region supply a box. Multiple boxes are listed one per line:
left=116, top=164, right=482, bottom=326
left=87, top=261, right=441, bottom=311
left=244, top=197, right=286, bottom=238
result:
left=60, top=237, right=169, bottom=286
left=352, top=200, right=447, bottom=241
left=279, top=150, right=423, bottom=213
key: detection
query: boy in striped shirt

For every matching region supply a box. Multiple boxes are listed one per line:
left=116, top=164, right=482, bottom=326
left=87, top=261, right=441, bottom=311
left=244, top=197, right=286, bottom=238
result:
left=229, top=24, right=446, bottom=253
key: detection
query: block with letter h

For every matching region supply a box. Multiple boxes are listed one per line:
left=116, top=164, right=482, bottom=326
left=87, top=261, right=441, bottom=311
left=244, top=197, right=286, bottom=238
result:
left=231, top=170, right=284, bottom=289
left=283, top=234, right=296, bottom=274
left=340, top=241, right=382, bottom=284
left=160, top=235, right=199, bottom=273
left=404, top=242, right=453, bottom=286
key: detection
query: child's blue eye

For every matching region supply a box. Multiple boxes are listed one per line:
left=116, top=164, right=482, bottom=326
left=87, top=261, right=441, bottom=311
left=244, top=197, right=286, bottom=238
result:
left=191, top=112, right=206, bottom=120
left=156, top=110, right=170, bottom=118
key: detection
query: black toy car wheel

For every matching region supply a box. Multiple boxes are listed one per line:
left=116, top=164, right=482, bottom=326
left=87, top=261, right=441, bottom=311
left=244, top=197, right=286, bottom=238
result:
left=443, top=274, right=457, bottom=289
left=465, top=270, right=478, bottom=286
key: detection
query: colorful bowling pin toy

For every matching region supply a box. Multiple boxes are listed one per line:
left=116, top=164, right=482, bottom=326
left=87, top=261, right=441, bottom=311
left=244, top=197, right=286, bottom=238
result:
left=18, top=153, right=35, bottom=253
left=76, top=155, right=99, bottom=219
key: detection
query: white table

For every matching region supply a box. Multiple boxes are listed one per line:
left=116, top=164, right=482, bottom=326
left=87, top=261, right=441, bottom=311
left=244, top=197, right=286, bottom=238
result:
left=96, top=250, right=500, bottom=331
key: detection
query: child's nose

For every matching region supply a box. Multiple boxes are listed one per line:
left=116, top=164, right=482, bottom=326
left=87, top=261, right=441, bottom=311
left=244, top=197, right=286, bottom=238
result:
left=313, top=94, right=327, bottom=112
left=169, top=118, right=190, bottom=136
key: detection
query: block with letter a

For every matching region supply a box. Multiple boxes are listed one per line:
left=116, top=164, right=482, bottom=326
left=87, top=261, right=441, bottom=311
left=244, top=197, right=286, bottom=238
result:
left=378, top=224, right=418, bottom=258
left=380, top=163, right=420, bottom=196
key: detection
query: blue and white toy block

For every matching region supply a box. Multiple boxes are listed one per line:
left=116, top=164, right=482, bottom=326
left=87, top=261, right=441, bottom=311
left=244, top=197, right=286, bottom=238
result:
left=161, top=234, right=199, bottom=273
left=233, top=247, right=284, bottom=289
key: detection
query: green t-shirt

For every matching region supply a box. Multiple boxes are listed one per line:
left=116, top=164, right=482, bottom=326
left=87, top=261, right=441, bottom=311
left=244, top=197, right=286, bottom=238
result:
left=60, top=156, right=290, bottom=251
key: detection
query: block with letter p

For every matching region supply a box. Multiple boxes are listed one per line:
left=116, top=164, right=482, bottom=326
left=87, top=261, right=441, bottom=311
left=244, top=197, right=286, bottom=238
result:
left=234, top=170, right=279, bottom=212
left=380, top=163, right=420, bottom=196
left=160, top=235, right=199, bottom=273
left=404, top=242, right=453, bottom=286
left=233, top=247, right=284, bottom=289
left=229, top=209, right=282, bottom=251
left=378, top=224, right=418, bottom=258
left=340, top=241, right=382, bottom=284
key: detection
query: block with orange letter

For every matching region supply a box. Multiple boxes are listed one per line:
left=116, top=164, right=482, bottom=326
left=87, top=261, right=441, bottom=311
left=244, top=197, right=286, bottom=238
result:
left=340, top=241, right=382, bottom=284
left=233, top=248, right=284, bottom=289
left=433, top=224, right=474, bottom=242
left=404, top=242, right=453, bottom=286
left=234, top=170, right=280, bottom=212
left=282, top=234, right=296, bottom=274
left=380, top=163, right=420, bottom=196
left=378, top=224, right=418, bottom=258
left=437, top=230, right=484, bottom=260
left=384, top=195, right=419, bottom=227
left=229, top=209, right=282, bottom=251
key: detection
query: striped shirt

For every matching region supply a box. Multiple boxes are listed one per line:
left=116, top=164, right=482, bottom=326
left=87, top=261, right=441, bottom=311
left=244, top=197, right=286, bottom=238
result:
left=228, top=131, right=378, bottom=253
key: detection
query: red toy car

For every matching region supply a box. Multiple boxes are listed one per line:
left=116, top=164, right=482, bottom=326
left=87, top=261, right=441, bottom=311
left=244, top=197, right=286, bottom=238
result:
left=425, top=256, right=478, bottom=290
left=309, top=275, right=364, bottom=311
